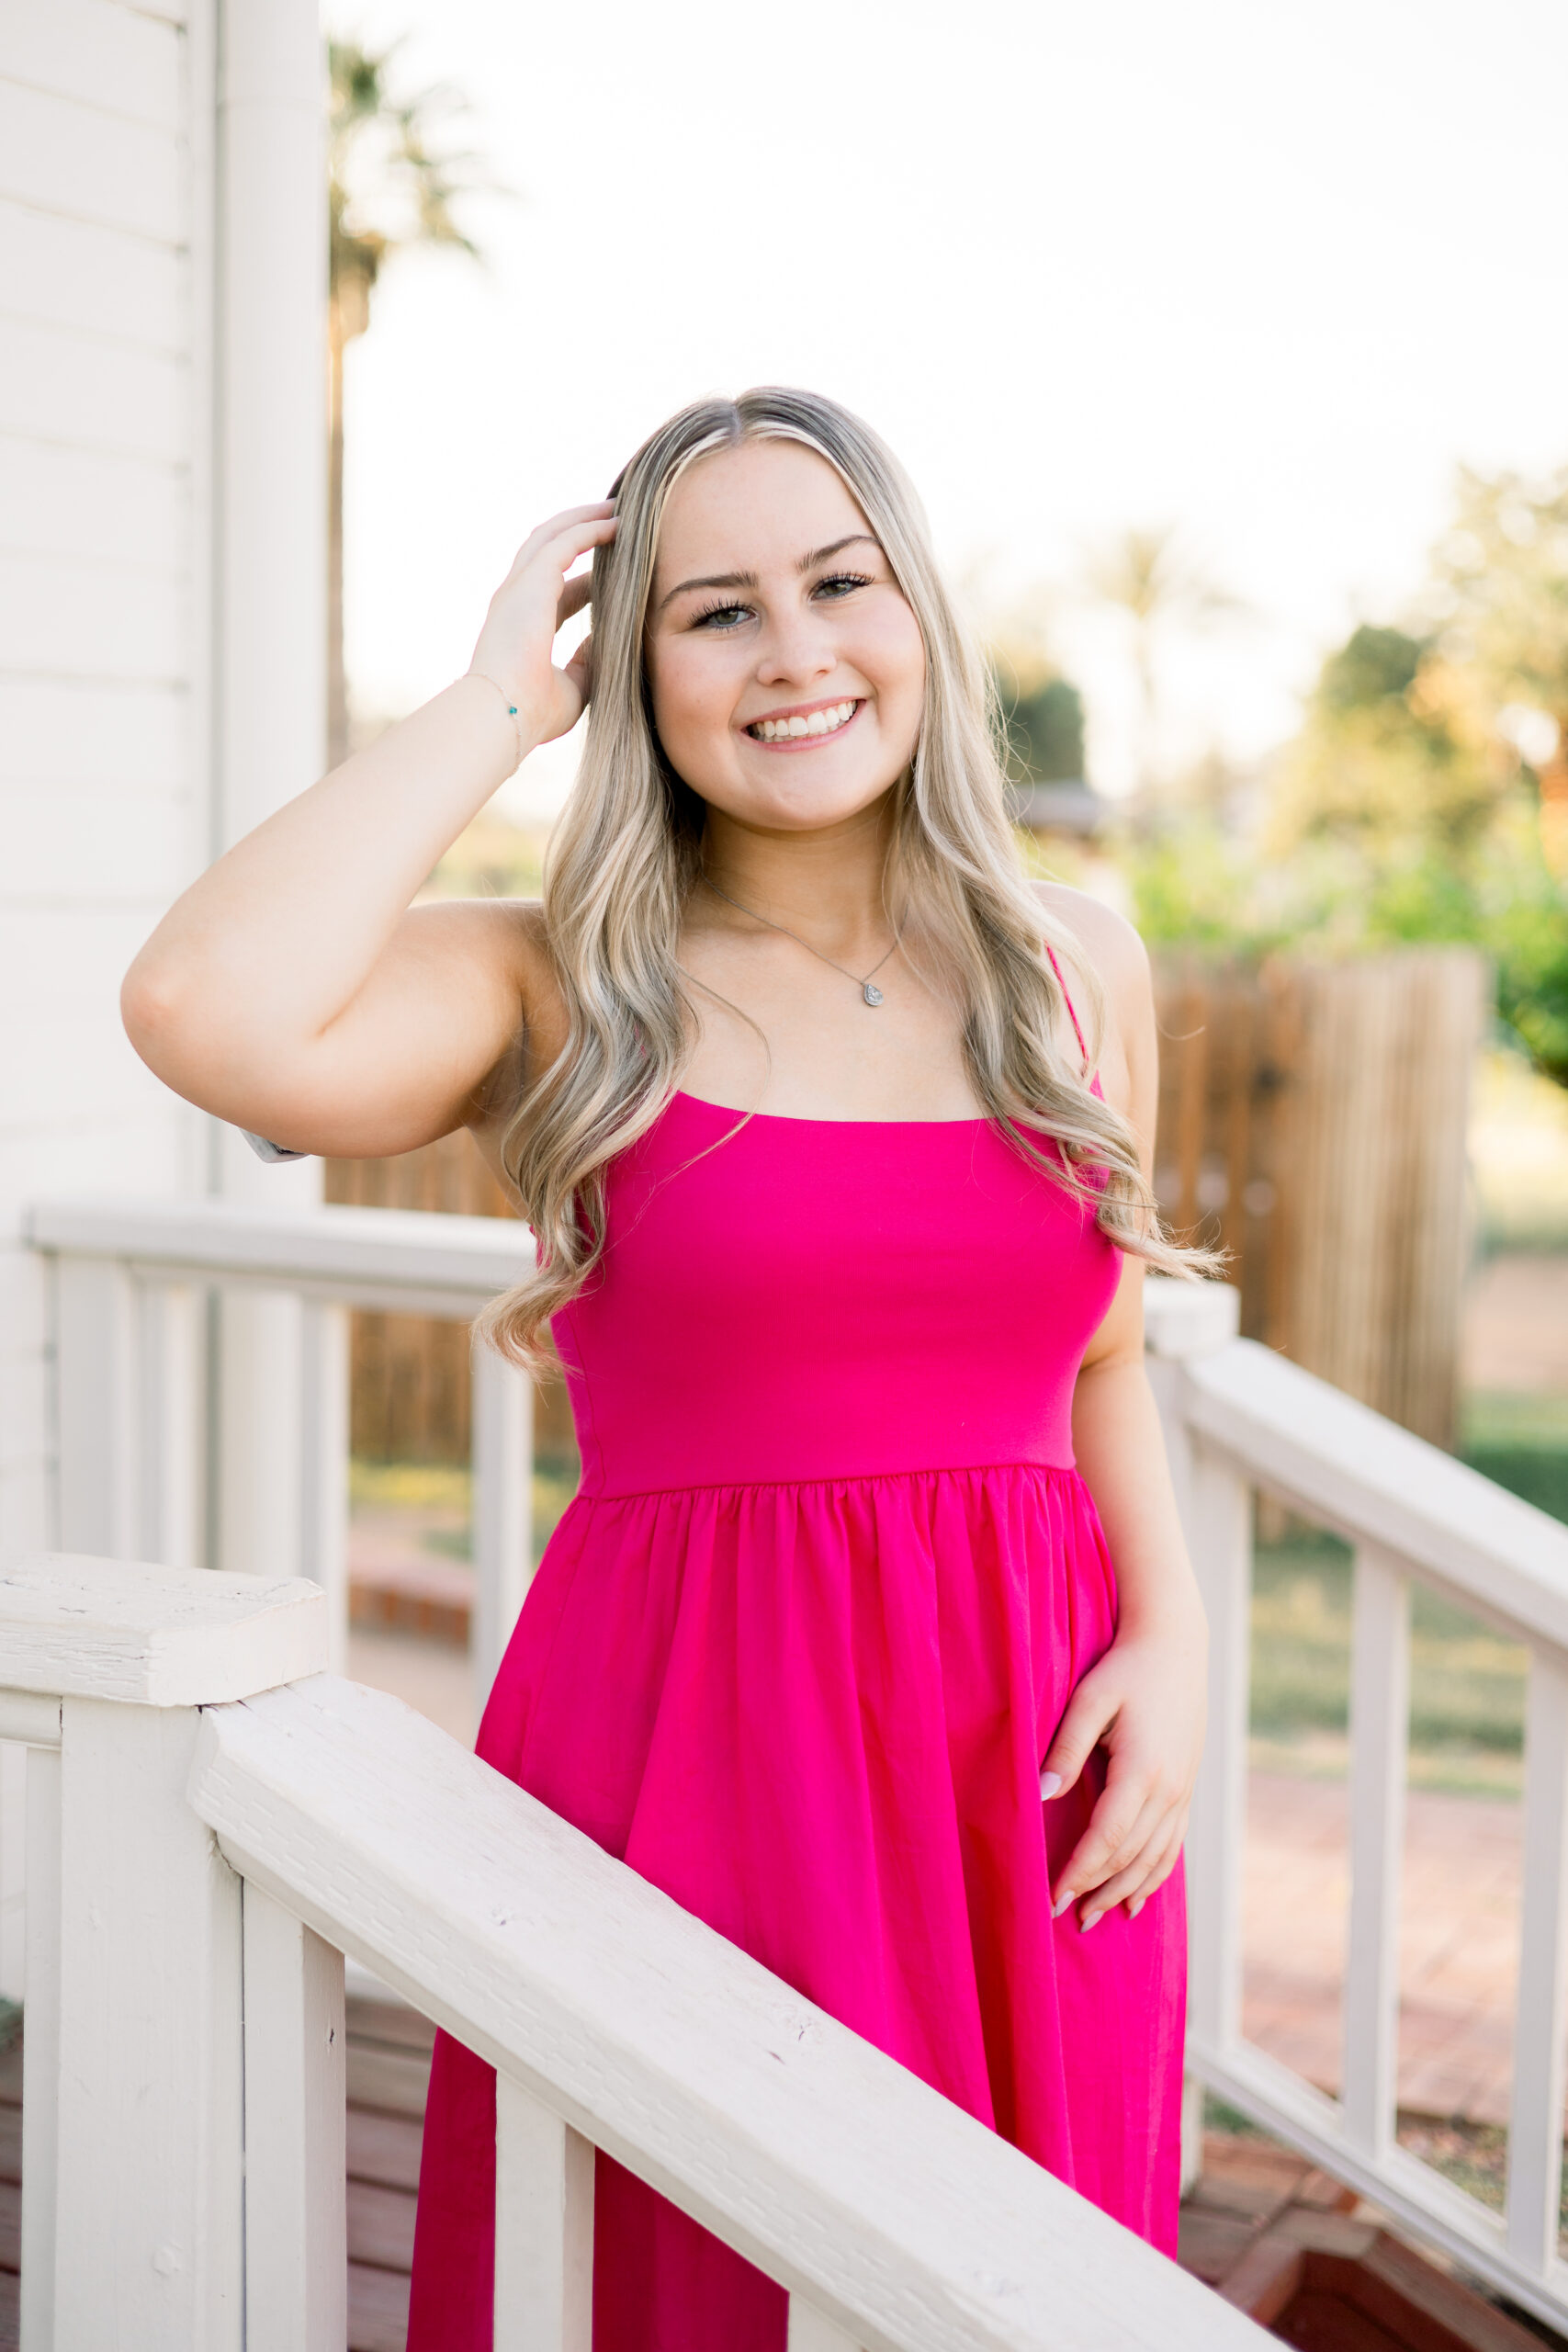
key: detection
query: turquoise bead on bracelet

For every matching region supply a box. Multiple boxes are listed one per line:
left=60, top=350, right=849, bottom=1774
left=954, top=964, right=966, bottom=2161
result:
left=469, top=671, right=524, bottom=768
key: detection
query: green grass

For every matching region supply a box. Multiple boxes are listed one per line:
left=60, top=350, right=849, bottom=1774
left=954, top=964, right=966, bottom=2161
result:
left=1461, top=1392, right=1568, bottom=1528
left=349, top=1460, right=470, bottom=1511
left=350, top=1454, right=581, bottom=1569
left=1249, top=1521, right=1529, bottom=1794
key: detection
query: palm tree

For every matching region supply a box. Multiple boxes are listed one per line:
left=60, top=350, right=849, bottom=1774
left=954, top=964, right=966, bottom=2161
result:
left=328, top=39, right=501, bottom=765
left=1086, top=526, right=1239, bottom=796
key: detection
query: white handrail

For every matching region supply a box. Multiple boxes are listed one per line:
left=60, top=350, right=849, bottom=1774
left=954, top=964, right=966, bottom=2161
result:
left=25, top=1195, right=541, bottom=1704
left=1145, top=1276, right=1568, bottom=2329
left=24, top=1195, right=536, bottom=1317
left=25, top=1213, right=1568, bottom=2326
left=0, top=1555, right=1268, bottom=2352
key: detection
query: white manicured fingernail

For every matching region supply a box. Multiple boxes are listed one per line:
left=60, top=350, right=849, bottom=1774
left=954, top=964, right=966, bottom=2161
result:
left=1039, top=1768, right=1062, bottom=1799
left=1129, top=1896, right=1145, bottom=1918
left=1079, top=1908, right=1101, bottom=1933
left=1053, top=1891, right=1076, bottom=1918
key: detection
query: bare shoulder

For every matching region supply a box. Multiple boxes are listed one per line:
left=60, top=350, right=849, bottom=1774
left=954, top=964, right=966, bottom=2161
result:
left=1031, top=881, right=1151, bottom=1018
left=1030, top=880, right=1156, bottom=1136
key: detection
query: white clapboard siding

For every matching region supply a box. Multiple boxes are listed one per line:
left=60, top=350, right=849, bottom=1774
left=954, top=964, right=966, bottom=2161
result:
left=0, top=677, right=185, bottom=787
left=0, top=320, right=187, bottom=468
left=0, top=0, right=217, bottom=1589
left=0, top=76, right=185, bottom=242
left=0, top=437, right=189, bottom=567
left=0, top=780, right=190, bottom=903
left=0, top=548, right=185, bottom=684
left=2, top=0, right=184, bottom=129
left=0, top=196, right=186, bottom=351
left=0, top=1115, right=198, bottom=1219
left=195, top=1673, right=1267, bottom=2352
left=0, top=908, right=183, bottom=1012
left=5, top=1019, right=167, bottom=1136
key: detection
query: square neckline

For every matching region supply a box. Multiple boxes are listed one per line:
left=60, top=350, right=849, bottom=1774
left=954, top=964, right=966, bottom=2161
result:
left=674, top=1089, right=989, bottom=1129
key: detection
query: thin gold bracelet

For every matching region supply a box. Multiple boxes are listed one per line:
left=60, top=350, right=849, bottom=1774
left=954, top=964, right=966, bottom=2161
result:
left=468, top=671, right=525, bottom=772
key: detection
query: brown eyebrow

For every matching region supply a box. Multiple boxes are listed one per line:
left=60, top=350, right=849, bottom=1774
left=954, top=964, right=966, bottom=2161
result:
left=655, top=534, right=881, bottom=615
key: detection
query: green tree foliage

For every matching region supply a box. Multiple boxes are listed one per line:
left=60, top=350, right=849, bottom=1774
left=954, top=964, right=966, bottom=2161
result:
left=329, top=38, right=489, bottom=313
left=995, top=669, right=1086, bottom=784
left=1269, top=623, right=1507, bottom=878
left=1118, top=470, right=1568, bottom=1086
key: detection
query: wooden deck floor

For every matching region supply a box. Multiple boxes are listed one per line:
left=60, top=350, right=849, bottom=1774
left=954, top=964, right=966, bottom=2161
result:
left=346, top=1990, right=430, bottom=2352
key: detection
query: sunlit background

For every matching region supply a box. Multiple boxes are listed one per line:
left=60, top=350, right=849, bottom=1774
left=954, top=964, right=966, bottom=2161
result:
left=331, top=0, right=1568, bottom=808
left=318, top=17, right=1568, bottom=2237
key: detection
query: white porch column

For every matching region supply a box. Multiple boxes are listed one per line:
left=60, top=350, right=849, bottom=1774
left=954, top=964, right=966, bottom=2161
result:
left=3, top=1555, right=327, bottom=2351
left=210, top=0, right=328, bottom=1576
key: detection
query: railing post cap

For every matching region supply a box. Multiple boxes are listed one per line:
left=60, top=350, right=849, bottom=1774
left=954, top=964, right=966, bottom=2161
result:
left=0, top=1554, right=328, bottom=1706
left=1144, top=1276, right=1241, bottom=1360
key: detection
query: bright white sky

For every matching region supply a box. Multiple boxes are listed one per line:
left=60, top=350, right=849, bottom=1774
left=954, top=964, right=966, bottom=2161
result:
left=332, top=0, right=1568, bottom=813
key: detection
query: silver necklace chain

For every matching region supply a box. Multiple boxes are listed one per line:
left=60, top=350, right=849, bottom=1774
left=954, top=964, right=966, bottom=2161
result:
left=700, top=873, right=903, bottom=1007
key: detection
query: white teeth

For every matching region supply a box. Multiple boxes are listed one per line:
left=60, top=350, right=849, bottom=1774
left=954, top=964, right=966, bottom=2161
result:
left=750, top=700, right=857, bottom=742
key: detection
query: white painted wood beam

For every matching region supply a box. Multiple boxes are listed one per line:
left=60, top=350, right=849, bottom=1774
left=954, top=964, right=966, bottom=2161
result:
left=788, top=2302, right=863, bottom=2352
left=299, top=1300, right=350, bottom=1673
left=1182, top=1339, right=1568, bottom=1652
left=25, top=1197, right=537, bottom=1317
left=193, top=1676, right=1272, bottom=2350
left=52, top=1698, right=243, bottom=2348
left=19, top=1743, right=61, bottom=2352
left=135, top=1278, right=203, bottom=1570
left=53, top=1254, right=137, bottom=1557
left=0, top=1555, right=325, bottom=1704
left=242, top=1885, right=346, bottom=2352
left=472, top=1342, right=533, bottom=1708
left=494, top=2075, right=593, bottom=2351
left=0, top=1696, right=60, bottom=1747
left=1182, top=1442, right=1251, bottom=2055
left=1342, top=1544, right=1409, bottom=2159
left=1507, top=1653, right=1568, bottom=2275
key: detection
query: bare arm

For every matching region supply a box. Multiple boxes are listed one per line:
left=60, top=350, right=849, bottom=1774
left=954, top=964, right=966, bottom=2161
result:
left=1034, top=890, right=1209, bottom=1929
left=121, top=504, right=615, bottom=1158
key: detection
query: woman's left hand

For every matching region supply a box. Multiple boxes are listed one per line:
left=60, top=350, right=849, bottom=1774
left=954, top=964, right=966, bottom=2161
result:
left=1039, top=1607, right=1207, bottom=1931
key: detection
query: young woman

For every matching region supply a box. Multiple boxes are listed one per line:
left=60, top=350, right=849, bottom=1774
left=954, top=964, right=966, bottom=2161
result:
left=123, top=387, right=1211, bottom=2350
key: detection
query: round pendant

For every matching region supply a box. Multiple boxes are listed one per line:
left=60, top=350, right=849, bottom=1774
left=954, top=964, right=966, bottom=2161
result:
left=863, top=982, right=884, bottom=1006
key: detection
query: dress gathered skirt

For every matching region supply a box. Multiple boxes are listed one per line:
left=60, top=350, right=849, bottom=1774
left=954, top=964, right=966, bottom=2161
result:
left=408, top=1090, right=1187, bottom=2351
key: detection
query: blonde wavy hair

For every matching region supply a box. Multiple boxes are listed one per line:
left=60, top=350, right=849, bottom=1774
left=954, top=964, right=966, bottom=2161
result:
left=479, top=387, right=1209, bottom=1369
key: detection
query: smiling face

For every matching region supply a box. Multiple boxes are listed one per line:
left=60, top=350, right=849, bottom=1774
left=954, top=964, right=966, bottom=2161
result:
left=644, top=437, right=927, bottom=834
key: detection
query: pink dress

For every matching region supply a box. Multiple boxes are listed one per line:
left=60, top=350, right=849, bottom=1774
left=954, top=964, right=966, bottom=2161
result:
left=408, top=1069, right=1187, bottom=2350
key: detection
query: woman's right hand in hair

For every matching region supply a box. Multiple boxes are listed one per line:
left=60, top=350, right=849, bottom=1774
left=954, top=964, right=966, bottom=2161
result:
left=117, top=506, right=616, bottom=1165
left=468, top=503, right=618, bottom=746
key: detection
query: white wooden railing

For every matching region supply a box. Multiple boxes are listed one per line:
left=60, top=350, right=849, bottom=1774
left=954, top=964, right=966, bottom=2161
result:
left=23, top=1196, right=539, bottom=1708
left=0, top=1553, right=1264, bottom=2351
left=21, top=1197, right=1568, bottom=2333
left=1146, top=1278, right=1568, bottom=2334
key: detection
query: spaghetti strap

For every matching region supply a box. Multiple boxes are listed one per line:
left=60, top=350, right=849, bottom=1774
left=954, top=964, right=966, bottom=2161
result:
left=1044, top=942, right=1089, bottom=1063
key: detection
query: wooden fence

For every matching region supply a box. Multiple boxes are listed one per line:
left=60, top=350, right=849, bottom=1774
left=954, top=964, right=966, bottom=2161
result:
left=326, top=944, right=1488, bottom=1462
left=1153, top=946, right=1486, bottom=1448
